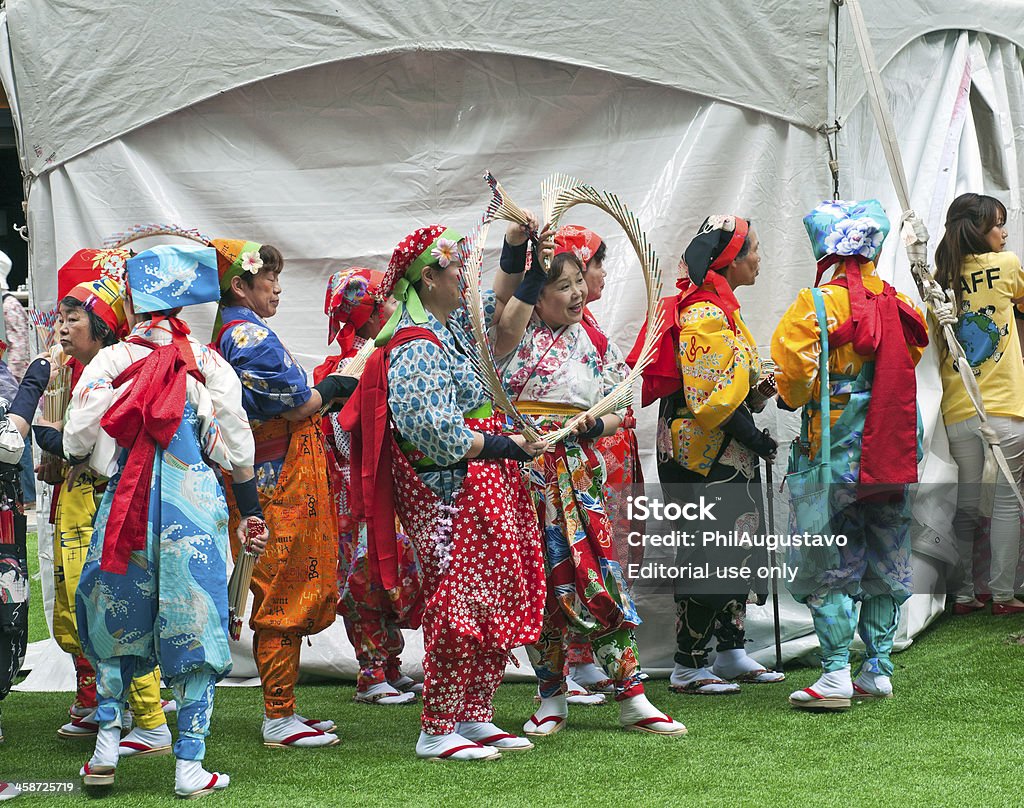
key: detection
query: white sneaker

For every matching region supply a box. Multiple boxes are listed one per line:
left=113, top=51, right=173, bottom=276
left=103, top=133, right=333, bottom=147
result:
left=0, top=782, right=21, bottom=800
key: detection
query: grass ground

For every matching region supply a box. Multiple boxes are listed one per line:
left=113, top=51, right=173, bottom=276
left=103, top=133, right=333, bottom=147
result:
left=5, top=533, right=1024, bottom=807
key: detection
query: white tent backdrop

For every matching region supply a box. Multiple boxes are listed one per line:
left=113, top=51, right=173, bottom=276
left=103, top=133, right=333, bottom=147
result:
left=5, top=2, right=1024, bottom=689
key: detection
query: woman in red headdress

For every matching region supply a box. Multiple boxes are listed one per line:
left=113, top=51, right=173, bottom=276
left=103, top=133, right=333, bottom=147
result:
left=313, top=267, right=423, bottom=705
left=494, top=233, right=686, bottom=738
left=548, top=225, right=647, bottom=699
left=341, top=225, right=548, bottom=761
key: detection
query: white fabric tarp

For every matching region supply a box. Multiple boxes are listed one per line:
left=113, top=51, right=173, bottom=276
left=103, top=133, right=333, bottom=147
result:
left=8, top=7, right=1024, bottom=689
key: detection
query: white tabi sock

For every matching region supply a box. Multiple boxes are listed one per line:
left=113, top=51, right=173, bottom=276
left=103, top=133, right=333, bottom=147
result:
left=174, top=758, right=230, bottom=797
left=415, top=731, right=500, bottom=760
left=455, top=721, right=533, bottom=751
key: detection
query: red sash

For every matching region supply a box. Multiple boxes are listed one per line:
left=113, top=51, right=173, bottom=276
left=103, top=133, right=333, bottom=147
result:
left=339, top=327, right=440, bottom=591
left=627, top=273, right=739, bottom=406
left=98, top=325, right=203, bottom=574
left=822, top=257, right=929, bottom=487
left=580, top=309, right=609, bottom=358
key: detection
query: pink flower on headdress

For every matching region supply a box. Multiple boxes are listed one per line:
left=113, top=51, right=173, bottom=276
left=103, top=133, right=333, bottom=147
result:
left=431, top=238, right=457, bottom=268
left=573, top=245, right=592, bottom=263
left=240, top=251, right=263, bottom=274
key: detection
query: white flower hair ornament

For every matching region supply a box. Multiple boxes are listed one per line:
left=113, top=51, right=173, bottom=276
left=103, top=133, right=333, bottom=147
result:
left=824, top=217, right=885, bottom=259
left=430, top=238, right=457, bottom=269
left=240, top=250, right=264, bottom=274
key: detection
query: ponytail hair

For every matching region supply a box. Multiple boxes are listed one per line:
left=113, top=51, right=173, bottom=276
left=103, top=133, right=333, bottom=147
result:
left=934, top=193, right=1006, bottom=313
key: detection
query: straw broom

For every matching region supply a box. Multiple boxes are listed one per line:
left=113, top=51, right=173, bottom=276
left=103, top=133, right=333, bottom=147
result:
left=102, top=222, right=212, bottom=249
left=458, top=218, right=543, bottom=442
left=536, top=179, right=665, bottom=444
left=227, top=516, right=265, bottom=641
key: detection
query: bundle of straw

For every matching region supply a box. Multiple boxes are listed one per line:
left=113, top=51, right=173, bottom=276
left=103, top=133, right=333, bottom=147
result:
left=538, top=179, right=665, bottom=445
left=227, top=516, right=265, bottom=641
left=458, top=220, right=542, bottom=443
left=482, top=171, right=543, bottom=247
left=101, top=223, right=212, bottom=249
left=28, top=307, right=58, bottom=351
left=342, top=338, right=376, bottom=380
left=316, top=340, right=376, bottom=417
left=43, top=346, right=72, bottom=422
left=38, top=345, right=72, bottom=483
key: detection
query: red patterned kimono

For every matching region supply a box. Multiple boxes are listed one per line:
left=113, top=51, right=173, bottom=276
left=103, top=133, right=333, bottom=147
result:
left=341, top=326, right=545, bottom=735
left=314, top=344, right=423, bottom=692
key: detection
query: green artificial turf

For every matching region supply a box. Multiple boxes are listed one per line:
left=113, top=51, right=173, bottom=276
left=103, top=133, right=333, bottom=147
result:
left=4, top=531, right=1024, bottom=807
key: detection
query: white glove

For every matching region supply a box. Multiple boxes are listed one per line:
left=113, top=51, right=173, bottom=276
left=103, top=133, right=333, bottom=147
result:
left=931, top=296, right=958, bottom=328
left=901, top=210, right=930, bottom=266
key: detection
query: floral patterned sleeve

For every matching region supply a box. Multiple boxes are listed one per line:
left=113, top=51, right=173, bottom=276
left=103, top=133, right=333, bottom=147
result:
left=63, top=344, right=127, bottom=462
left=601, top=337, right=629, bottom=399
left=770, top=288, right=822, bottom=409
left=194, top=342, right=255, bottom=470
left=387, top=339, right=475, bottom=467
left=679, top=303, right=753, bottom=431
left=219, top=322, right=312, bottom=421
left=3, top=295, right=30, bottom=382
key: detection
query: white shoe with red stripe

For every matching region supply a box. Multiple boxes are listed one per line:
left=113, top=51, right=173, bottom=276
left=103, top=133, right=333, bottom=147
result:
left=455, top=721, right=533, bottom=752
left=523, top=694, right=567, bottom=737
left=415, top=731, right=501, bottom=761
left=119, top=724, right=173, bottom=758
left=618, top=693, right=687, bottom=736
left=58, top=708, right=99, bottom=738
left=174, top=759, right=230, bottom=799
left=388, top=674, right=424, bottom=695
left=569, top=663, right=615, bottom=694
left=789, top=667, right=853, bottom=710
left=0, top=782, right=21, bottom=801
left=295, top=713, right=338, bottom=732
left=262, top=715, right=341, bottom=748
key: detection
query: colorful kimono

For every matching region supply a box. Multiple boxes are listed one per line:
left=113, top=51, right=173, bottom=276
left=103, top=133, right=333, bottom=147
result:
left=217, top=305, right=337, bottom=719
left=315, top=337, right=423, bottom=693
left=773, top=249, right=927, bottom=678
left=0, top=448, right=25, bottom=716
left=345, top=293, right=545, bottom=735
left=656, top=282, right=768, bottom=670
left=68, top=320, right=254, bottom=760
left=499, top=314, right=645, bottom=700
left=53, top=473, right=165, bottom=729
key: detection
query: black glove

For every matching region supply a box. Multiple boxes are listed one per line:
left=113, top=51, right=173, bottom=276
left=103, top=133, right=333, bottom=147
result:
left=32, top=424, right=66, bottom=459
left=313, top=374, right=357, bottom=405
left=577, top=417, right=605, bottom=440
left=232, top=477, right=263, bottom=519
left=477, top=433, right=532, bottom=462
left=9, top=358, right=50, bottom=423
left=499, top=237, right=529, bottom=274
left=513, top=261, right=547, bottom=306
left=720, top=407, right=777, bottom=458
